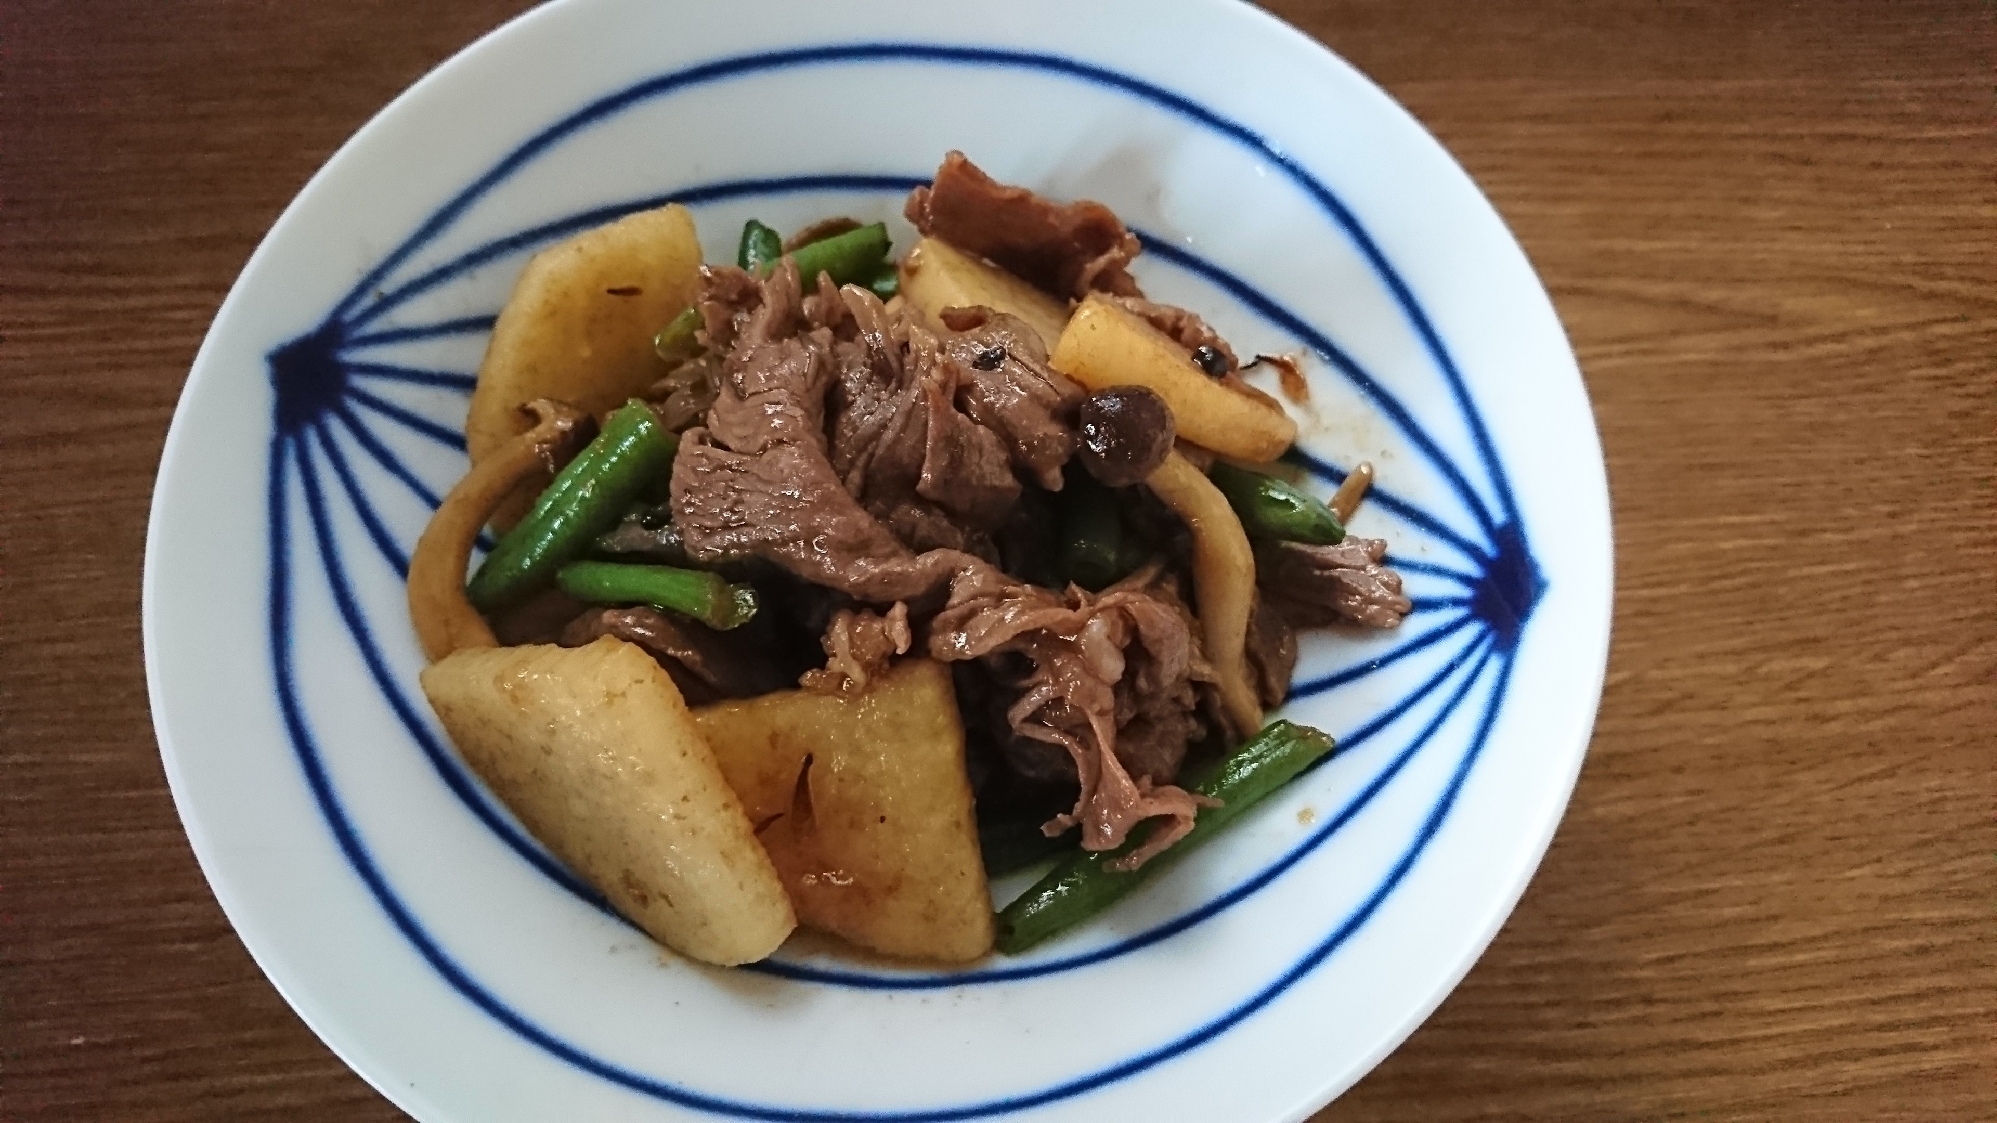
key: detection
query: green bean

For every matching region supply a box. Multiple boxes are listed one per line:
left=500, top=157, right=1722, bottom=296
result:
left=1208, top=461, right=1345, bottom=545
left=737, top=219, right=782, bottom=274
left=555, top=561, right=759, bottom=632
left=466, top=401, right=678, bottom=612
left=783, top=222, right=892, bottom=289
left=652, top=305, right=703, bottom=364
left=994, top=720, right=1336, bottom=954
left=866, top=261, right=900, bottom=301
left=1059, top=472, right=1132, bottom=591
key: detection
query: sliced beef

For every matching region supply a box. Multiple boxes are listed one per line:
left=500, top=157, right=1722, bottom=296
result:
left=927, top=564, right=1213, bottom=870
left=560, top=606, right=790, bottom=704
left=936, top=306, right=1081, bottom=490
left=593, top=504, right=688, bottom=566
left=1258, top=537, right=1414, bottom=629
left=674, top=434, right=971, bottom=602
left=1244, top=593, right=1299, bottom=708
left=671, top=259, right=983, bottom=603
left=827, top=290, right=1020, bottom=547
left=490, top=587, right=588, bottom=647
left=646, top=351, right=722, bottom=432
left=800, top=603, right=912, bottom=695
left=905, top=151, right=1142, bottom=300
left=694, top=264, right=763, bottom=352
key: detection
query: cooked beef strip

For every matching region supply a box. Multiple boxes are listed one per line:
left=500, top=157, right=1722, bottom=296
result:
left=593, top=504, right=689, bottom=565
left=560, top=605, right=791, bottom=704
left=1257, top=537, right=1414, bottom=629
left=904, top=151, right=1143, bottom=300
left=1244, top=592, right=1299, bottom=709
left=694, top=263, right=763, bottom=352
left=936, top=306, right=1081, bottom=491
left=828, top=289, right=1020, bottom=548
left=927, top=564, right=1214, bottom=869
left=675, top=435, right=973, bottom=602
left=670, top=259, right=983, bottom=602
left=800, top=602, right=912, bottom=695
left=490, top=587, right=589, bottom=647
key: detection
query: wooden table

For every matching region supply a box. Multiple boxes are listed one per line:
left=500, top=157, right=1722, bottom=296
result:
left=5, top=1, right=1991, bottom=1118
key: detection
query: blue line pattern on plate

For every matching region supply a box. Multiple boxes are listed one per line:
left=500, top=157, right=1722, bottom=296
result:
left=262, top=42, right=1548, bottom=1119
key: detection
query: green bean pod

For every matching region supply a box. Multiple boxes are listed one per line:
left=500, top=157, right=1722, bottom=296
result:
left=737, top=219, right=782, bottom=274
left=555, top=561, right=759, bottom=632
left=466, top=401, right=678, bottom=613
left=1208, top=461, right=1345, bottom=545
left=1059, top=472, right=1132, bottom=591
left=866, top=261, right=900, bottom=301
left=994, top=720, right=1336, bottom=954
left=784, top=222, right=892, bottom=289
left=652, top=305, right=703, bottom=364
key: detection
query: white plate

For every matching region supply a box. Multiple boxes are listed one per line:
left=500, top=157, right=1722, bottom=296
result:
left=143, top=1, right=1612, bottom=1119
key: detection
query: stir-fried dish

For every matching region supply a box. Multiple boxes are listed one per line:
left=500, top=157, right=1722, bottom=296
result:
left=408, top=153, right=1411, bottom=968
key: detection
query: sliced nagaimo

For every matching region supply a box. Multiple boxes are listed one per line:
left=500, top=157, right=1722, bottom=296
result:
left=420, top=637, right=796, bottom=967
left=465, top=203, right=705, bottom=529
left=1051, top=292, right=1297, bottom=462
left=897, top=236, right=1071, bottom=352
left=693, top=660, right=995, bottom=963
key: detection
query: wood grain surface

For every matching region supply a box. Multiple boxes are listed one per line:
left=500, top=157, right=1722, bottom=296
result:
left=3, top=1, right=1991, bottom=1119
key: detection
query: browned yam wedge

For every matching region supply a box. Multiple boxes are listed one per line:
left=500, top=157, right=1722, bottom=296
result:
left=1051, top=292, right=1297, bottom=462
left=897, top=236, right=1071, bottom=353
left=692, top=660, right=994, bottom=963
left=420, top=636, right=795, bottom=966
left=465, top=203, right=704, bottom=530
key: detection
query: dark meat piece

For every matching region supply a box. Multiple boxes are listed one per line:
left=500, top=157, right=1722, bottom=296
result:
left=1075, top=386, right=1175, bottom=487
left=646, top=352, right=722, bottom=432
left=1244, top=593, right=1299, bottom=709
left=671, top=259, right=983, bottom=603
left=679, top=259, right=1088, bottom=588
left=828, top=289, right=1019, bottom=550
left=905, top=151, right=1142, bottom=300
left=800, top=603, right=912, bottom=695
left=1258, top=537, right=1413, bottom=629
left=490, top=587, right=588, bottom=647
left=936, top=306, right=1082, bottom=491
left=561, top=606, right=790, bottom=704
left=694, top=264, right=763, bottom=353
left=593, top=504, right=688, bottom=565
left=928, top=564, right=1215, bottom=870
left=675, top=435, right=972, bottom=602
